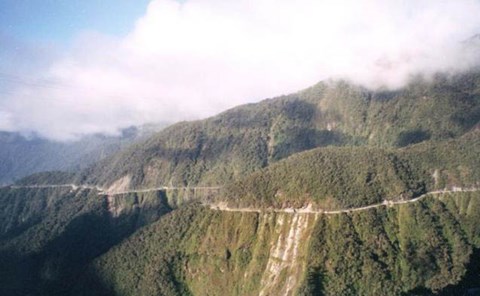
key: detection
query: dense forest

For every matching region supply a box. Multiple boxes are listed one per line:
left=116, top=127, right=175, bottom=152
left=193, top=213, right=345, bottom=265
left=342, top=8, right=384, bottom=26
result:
left=71, top=192, right=480, bottom=296
left=1, top=72, right=480, bottom=295
left=223, top=129, right=480, bottom=209
left=0, top=187, right=174, bottom=295
left=75, top=71, right=480, bottom=190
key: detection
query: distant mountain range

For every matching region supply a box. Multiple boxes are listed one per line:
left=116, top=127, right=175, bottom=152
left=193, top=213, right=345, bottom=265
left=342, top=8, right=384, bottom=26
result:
left=0, top=123, right=167, bottom=185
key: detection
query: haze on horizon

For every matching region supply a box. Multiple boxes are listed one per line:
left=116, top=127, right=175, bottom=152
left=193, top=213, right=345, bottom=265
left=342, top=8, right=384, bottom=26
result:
left=1, top=0, right=480, bottom=141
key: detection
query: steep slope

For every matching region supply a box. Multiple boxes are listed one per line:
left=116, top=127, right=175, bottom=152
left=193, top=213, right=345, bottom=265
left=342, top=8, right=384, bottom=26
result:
left=80, top=207, right=318, bottom=296
left=74, top=191, right=480, bottom=296
left=0, top=186, right=175, bottom=296
left=78, top=71, right=480, bottom=190
left=222, top=129, right=480, bottom=209
left=299, top=192, right=480, bottom=295
left=2, top=71, right=480, bottom=296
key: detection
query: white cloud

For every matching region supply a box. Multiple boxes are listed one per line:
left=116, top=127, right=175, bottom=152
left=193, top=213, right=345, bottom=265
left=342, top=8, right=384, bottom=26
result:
left=1, top=0, right=480, bottom=140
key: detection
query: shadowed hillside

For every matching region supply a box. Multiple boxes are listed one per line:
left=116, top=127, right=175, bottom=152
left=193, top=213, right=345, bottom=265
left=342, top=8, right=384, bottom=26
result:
left=71, top=191, right=480, bottom=296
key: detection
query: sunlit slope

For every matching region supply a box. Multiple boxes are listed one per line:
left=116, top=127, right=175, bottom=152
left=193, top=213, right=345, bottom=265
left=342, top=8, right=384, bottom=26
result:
left=299, top=192, right=480, bottom=295
left=222, top=129, right=480, bottom=209
left=78, top=72, right=480, bottom=190
left=2, top=71, right=480, bottom=296
left=77, top=191, right=480, bottom=296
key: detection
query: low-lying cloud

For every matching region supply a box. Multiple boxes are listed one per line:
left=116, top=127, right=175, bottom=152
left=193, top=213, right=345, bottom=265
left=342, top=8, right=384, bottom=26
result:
left=1, top=0, right=480, bottom=140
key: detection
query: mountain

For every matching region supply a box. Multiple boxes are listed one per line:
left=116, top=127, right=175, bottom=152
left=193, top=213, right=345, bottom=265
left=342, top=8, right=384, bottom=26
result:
left=76, top=71, right=480, bottom=192
left=74, top=191, right=480, bottom=296
left=223, top=129, right=480, bottom=209
left=0, top=123, right=166, bottom=185
left=0, top=186, right=173, bottom=295
left=71, top=130, right=480, bottom=296
left=1, top=71, right=480, bottom=295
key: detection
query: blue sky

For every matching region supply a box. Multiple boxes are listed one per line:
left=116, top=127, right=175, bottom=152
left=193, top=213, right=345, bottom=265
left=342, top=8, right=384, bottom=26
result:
left=0, top=0, right=151, bottom=43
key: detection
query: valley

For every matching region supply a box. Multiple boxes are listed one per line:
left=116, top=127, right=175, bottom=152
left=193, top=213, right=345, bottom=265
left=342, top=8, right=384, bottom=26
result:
left=3, top=2, right=480, bottom=295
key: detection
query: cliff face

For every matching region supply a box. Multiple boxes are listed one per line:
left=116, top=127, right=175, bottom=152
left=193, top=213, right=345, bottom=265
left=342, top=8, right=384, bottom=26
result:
left=182, top=212, right=318, bottom=296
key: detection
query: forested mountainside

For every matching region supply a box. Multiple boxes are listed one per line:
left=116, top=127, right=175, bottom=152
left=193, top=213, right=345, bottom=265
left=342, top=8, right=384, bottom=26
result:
left=1, top=71, right=480, bottom=296
left=0, top=186, right=175, bottom=295
left=1, top=188, right=479, bottom=295
left=0, top=124, right=165, bottom=185
left=75, top=71, right=480, bottom=191
left=223, top=129, right=480, bottom=209
left=73, top=191, right=480, bottom=296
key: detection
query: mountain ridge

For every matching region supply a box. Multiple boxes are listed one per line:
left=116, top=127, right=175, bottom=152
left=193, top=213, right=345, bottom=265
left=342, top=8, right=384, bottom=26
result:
left=73, top=71, right=480, bottom=191
left=1, top=70, right=480, bottom=295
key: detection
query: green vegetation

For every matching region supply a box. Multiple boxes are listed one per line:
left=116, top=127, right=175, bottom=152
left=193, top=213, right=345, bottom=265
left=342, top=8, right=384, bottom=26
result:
left=299, top=192, right=480, bottom=295
left=15, top=171, right=77, bottom=185
left=78, top=71, right=480, bottom=190
left=71, top=192, right=480, bottom=296
left=223, top=146, right=428, bottom=209
left=1, top=71, right=480, bottom=295
left=76, top=206, right=316, bottom=296
left=0, top=187, right=173, bottom=296
left=400, top=129, right=480, bottom=189
left=77, top=206, right=203, bottom=296
left=223, top=129, right=480, bottom=209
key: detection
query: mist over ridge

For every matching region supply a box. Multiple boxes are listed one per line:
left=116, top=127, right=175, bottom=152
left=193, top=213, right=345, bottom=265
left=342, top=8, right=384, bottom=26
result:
left=1, top=0, right=480, bottom=140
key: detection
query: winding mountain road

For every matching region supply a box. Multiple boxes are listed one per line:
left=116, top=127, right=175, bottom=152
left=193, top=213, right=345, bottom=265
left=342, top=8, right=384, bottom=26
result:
left=208, top=187, right=480, bottom=215
left=98, top=186, right=222, bottom=196
left=4, top=184, right=221, bottom=196
left=3, top=183, right=479, bottom=215
left=9, top=184, right=103, bottom=191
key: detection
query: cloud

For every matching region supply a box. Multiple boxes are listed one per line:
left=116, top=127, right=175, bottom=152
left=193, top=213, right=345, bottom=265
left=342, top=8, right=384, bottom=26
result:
left=1, top=0, right=480, bottom=140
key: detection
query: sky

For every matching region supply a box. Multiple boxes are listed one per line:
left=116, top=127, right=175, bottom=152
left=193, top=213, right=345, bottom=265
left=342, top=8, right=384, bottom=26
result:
left=1, top=0, right=480, bottom=141
left=0, top=0, right=151, bottom=42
